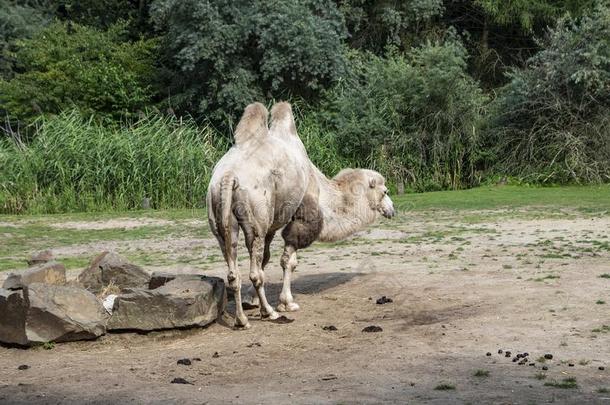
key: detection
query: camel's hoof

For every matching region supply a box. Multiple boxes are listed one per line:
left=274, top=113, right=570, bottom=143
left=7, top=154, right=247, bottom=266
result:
left=262, top=310, right=280, bottom=320
left=277, top=302, right=300, bottom=312
left=234, top=321, right=251, bottom=330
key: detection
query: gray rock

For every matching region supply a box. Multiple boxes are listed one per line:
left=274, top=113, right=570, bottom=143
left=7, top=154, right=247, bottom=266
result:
left=0, top=289, right=28, bottom=345
left=27, top=250, right=54, bottom=266
left=78, top=252, right=150, bottom=293
left=149, top=272, right=207, bottom=290
left=24, top=283, right=108, bottom=343
left=107, top=276, right=226, bottom=331
left=2, top=261, right=66, bottom=290
left=0, top=284, right=108, bottom=346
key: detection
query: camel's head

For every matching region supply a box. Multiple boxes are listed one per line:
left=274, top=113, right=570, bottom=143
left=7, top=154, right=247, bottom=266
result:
left=365, top=171, right=395, bottom=219
left=335, top=169, right=396, bottom=219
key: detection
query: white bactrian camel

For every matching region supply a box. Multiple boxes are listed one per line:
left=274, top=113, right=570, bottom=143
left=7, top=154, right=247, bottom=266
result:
left=207, top=102, right=395, bottom=328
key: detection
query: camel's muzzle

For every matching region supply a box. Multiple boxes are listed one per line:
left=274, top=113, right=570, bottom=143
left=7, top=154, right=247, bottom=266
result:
left=380, top=195, right=395, bottom=218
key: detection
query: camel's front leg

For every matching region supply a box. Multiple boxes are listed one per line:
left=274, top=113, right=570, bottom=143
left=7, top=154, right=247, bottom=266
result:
left=278, top=245, right=300, bottom=312
left=248, top=235, right=279, bottom=320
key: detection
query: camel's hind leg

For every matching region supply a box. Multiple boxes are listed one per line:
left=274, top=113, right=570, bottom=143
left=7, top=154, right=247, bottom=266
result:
left=212, top=218, right=250, bottom=328
left=245, top=232, right=279, bottom=320
left=278, top=244, right=299, bottom=312
left=242, top=232, right=274, bottom=309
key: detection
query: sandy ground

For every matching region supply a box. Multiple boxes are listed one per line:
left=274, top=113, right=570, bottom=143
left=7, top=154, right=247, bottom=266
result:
left=1, top=209, right=609, bottom=404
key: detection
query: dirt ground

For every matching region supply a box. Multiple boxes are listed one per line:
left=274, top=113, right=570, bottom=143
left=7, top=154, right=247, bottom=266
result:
left=1, top=207, right=609, bottom=404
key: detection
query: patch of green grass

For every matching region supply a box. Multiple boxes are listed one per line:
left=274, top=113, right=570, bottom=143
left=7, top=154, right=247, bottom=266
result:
left=473, top=370, right=490, bottom=377
left=591, top=325, right=610, bottom=333
left=394, top=185, right=610, bottom=213
left=544, top=377, right=578, bottom=389
left=599, top=273, right=610, bottom=279
left=434, top=383, right=456, bottom=391
left=0, top=257, right=26, bottom=272
left=596, top=300, right=606, bottom=305
left=598, top=388, right=609, bottom=394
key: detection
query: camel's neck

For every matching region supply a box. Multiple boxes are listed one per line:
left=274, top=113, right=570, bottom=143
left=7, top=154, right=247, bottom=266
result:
left=312, top=166, right=377, bottom=242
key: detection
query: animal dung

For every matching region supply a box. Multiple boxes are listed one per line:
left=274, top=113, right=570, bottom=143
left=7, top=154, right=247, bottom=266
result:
left=544, top=354, right=553, bottom=360
left=498, top=349, right=503, bottom=354
left=177, top=358, right=192, bottom=366
left=486, top=352, right=492, bottom=356
left=170, top=377, right=193, bottom=385
left=362, top=325, right=383, bottom=333
left=322, top=325, right=338, bottom=331
left=17, top=365, right=29, bottom=370
left=376, top=296, right=393, bottom=305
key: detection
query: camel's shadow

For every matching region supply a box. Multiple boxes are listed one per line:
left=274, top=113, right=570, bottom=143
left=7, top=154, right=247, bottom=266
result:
left=227, top=271, right=363, bottom=308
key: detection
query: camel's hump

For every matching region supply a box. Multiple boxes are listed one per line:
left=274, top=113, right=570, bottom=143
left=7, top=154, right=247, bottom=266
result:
left=270, top=102, right=298, bottom=138
left=234, top=102, right=269, bottom=145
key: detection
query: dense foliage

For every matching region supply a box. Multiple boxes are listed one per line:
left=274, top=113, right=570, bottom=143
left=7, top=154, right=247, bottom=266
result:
left=487, top=5, right=610, bottom=183
left=0, top=22, right=157, bottom=126
left=322, top=36, right=487, bottom=191
left=0, top=0, right=608, bottom=213
left=150, top=0, right=347, bottom=123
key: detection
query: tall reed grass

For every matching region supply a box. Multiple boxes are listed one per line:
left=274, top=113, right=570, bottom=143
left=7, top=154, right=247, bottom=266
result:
left=0, top=111, right=227, bottom=214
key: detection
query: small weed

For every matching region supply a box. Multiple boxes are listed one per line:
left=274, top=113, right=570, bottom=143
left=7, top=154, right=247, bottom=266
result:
left=43, top=342, right=55, bottom=350
left=544, top=377, right=578, bottom=389
left=534, top=373, right=547, bottom=380
left=578, top=360, right=590, bottom=366
left=596, top=300, right=606, bottom=305
left=434, top=383, right=455, bottom=391
left=597, top=388, right=609, bottom=394
left=473, top=370, right=490, bottom=377
left=599, top=273, right=610, bottom=279
left=591, top=325, right=610, bottom=333
left=502, top=264, right=513, bottom=269
left=537, top=357, right=547, bottom=363
left=534, top=274, right=560, bottom=282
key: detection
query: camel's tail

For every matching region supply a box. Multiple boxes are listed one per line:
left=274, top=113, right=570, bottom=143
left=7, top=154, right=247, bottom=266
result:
left=234, top=102, right=268, bottom=145
left=219, top=173, right=237, bottom=261
left=270, top=101, right=298, bottom=138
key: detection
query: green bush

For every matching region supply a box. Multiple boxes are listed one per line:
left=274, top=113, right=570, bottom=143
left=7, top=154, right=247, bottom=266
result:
left=0, top=111, right=226, bottom=214
left=487, top=4, right=610, bottom=183
left=0, top=21, right=158, bottom=126
left=150, top=0, right=347, bottom=125
left=320, top=36, right=488, bottom=191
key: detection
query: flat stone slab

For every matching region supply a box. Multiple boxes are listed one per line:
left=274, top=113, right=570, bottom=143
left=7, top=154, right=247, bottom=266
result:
left=107, top=276, right=226, bottom=331
left=0, top=283, right=108, bottom=346
left=78, top=251, right=151, bottom=293
left=149, top=271, right=208, bottom=290
left=2, top=261, right=66, bottom=290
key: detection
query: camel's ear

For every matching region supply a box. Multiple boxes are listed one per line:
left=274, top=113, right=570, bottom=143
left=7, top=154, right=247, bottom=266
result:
left=369, top=178, right=376, bottom=189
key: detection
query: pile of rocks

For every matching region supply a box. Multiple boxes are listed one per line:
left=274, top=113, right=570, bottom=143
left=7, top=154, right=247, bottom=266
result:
left=0, top=251, right=226, bottom=347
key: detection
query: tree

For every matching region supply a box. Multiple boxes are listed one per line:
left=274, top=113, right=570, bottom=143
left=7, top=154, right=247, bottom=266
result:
left=150, top=0, right=347, bottom=125
left=321, top=34, right=487, bottom=191
left=0, top=22, right=158, bottom=126
left=0, top=0, right=54, bottom=78
left=486, top=4, right=610, bottom=183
